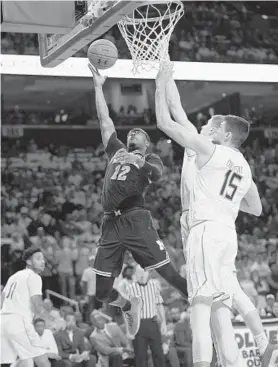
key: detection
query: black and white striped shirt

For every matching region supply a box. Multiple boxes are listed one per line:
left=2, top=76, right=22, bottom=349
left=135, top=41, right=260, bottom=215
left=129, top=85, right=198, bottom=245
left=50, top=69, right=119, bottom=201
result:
left=127, top=279, right=163, bottom=319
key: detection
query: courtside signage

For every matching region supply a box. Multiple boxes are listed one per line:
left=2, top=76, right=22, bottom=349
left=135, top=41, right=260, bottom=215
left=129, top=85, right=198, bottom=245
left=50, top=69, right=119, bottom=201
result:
left=234, top=319, right=278, bottom=367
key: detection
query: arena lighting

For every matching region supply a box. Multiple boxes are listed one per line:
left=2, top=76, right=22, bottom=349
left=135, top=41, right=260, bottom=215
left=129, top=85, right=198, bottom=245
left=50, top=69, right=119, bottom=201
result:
left=1, top=55, right=278, bottom=83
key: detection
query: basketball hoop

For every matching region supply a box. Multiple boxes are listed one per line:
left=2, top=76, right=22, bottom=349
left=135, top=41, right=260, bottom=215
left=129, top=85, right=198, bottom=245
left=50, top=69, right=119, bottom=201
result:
left=117, top=1, right=184, bottom=74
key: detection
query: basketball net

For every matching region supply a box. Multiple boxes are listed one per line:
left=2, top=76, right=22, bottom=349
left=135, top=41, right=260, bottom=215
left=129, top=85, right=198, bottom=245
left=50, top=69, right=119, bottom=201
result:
left=118, top=1, right=184, bottom=74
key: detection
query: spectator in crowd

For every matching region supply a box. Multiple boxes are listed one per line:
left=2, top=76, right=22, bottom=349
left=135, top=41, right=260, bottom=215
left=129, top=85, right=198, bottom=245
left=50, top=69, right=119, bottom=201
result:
left=1, top=108, right=278, bottom=367
left=30, top=227, right=57, bottom=251
left=172, top=309, right=193, bottom=367
left=267, top=260, right=278, bottom=298
left=89, top=310, right=131, bottom=367
left=116, top=265, right=135, bottom=300
left=264, top=294, right=277, bottom=318
left=41, top=246, right=59, bottom=298
left=43, top=299, right=60, bottom=319
left=75, top=312, right=89, bottom=330
left=54, top=312, right=96, bottom=367
left=250, top=252, right=271, bottom=279
left=10, top=231, right=25, bottom=252
left=251, top=270, right=269, bottom=312
left=33, top=318, right=61, bottom=361
left=2, top=3, right=278, bottom=64
left=56, top=240, right=78, bottom=300
left=81, top=256, right=101, bottom=322
left=43, top=299, right=66, bottom=332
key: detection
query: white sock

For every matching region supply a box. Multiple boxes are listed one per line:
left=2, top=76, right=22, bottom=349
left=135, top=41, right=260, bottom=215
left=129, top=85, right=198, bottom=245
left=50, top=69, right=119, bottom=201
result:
left=254, top=332, right=268, bottom=355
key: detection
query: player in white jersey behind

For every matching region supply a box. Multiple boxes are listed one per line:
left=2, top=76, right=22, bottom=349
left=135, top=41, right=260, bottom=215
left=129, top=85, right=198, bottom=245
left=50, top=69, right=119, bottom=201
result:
left=164, top=76, right=278, bottom=367
left=155, top=68, right=276, bottom=367
left=1, top=247, right=51, bottom=367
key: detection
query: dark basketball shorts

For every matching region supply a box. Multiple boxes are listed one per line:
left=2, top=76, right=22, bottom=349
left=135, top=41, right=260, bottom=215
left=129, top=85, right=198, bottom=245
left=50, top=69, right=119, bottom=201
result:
left=93, top=208, right=170, bottom=277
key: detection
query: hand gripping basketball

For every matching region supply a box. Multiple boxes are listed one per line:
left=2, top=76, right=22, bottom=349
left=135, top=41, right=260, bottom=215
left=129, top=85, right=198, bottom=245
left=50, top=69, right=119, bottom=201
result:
left=88, top=63, right=107, bottom=87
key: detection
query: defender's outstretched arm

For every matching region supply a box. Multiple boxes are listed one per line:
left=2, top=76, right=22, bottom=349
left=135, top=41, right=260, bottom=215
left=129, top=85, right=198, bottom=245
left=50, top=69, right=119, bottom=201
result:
left=155, top=73, right=214, bottom=156
left=89, top=64, right=115, bottom=149
left=165, top=77, right=197, bottom=134
left=165, top=76, right=197, bottom=158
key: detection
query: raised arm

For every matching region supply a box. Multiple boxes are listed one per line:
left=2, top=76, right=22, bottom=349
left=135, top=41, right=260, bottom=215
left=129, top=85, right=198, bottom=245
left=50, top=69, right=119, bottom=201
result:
left=240, top=180, right=262, bottom=217
left=155, top=71, right=214, bottom=162
left=88, top=64, right=115, bottom=149
left=165, top=76, right=197, bottom=158
left=165, top=76, right=197, bottom=134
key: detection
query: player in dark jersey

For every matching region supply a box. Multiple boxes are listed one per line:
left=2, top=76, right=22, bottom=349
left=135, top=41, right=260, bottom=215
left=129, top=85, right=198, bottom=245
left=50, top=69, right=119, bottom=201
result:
left=88, top=64, right=188, bottom=339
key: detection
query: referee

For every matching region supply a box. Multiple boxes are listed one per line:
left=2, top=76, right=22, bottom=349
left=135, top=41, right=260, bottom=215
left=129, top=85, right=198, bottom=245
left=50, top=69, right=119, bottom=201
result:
left=127, top=266, right=166, bottom=367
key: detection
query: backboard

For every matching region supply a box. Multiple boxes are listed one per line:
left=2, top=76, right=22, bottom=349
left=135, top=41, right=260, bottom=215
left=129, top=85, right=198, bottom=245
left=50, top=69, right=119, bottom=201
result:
left=1, top=0, right=144, bottom=68
left=1, top=1, right=75, bottom=34
left=38, top=1, right=144, bottom=68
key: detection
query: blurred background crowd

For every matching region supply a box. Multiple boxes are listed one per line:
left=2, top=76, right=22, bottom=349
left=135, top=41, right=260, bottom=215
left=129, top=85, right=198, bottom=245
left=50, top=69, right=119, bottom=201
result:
left=1, top=1, right=278, bottom=366
left=1, top=2, right=278, bottom=64
left=1, top=124, right=278, bottom=366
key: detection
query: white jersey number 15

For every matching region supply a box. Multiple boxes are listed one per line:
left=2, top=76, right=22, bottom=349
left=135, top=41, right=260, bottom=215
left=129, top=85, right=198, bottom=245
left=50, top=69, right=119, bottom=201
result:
left=220, top=169, right=242, bottom=201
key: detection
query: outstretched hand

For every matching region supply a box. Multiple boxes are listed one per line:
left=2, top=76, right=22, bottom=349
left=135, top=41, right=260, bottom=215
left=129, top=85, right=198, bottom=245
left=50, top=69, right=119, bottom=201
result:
left=155, top=63, right=174, bottom=86
left=88, top=63, right=107, bottom=87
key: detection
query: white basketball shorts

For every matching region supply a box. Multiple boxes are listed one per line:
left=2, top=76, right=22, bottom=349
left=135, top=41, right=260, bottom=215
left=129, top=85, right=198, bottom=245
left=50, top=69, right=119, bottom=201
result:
left=186, top=221, right=238, bottom=308
left=180, top=211, right=190, bottom=259
left=0, top=314, right=46, bottom=363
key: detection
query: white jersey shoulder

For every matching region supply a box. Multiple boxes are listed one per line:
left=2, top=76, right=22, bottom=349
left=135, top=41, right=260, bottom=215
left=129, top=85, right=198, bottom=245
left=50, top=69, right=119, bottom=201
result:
left=1, top=268, right=42, bottom=322
left=189, top=145, right=252, bottom=228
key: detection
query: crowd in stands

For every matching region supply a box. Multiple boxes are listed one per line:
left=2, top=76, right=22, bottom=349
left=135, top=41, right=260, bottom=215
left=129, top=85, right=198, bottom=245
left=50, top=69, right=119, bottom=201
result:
left=2, top=2, right=278, bottom=64
left=2, top=102, right=273, bottom=129
left=1, top=132, right=278, bottom=302
left=1, top=105, right=156, bottom=127
left=22, top=296, right=194, bottom=367
left=1, top=123, right=278, bottom=365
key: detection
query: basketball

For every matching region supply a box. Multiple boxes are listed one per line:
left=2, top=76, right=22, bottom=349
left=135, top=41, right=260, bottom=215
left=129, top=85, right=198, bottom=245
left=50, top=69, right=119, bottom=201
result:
left=87, top=39, right=118, bottom=70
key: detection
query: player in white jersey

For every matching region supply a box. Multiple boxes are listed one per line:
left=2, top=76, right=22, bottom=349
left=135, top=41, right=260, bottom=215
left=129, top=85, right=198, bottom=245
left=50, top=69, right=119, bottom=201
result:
left=155, top=68, right=277, bottom=367
left=164, top=75, right=278, bottom=367
left=1, top=247, right=51, bottom=367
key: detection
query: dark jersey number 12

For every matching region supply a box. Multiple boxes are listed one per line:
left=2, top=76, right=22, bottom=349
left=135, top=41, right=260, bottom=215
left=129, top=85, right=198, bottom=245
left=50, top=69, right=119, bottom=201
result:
left=220, top=169, right=242, bottom=201
left=111, top=164, right=131, bottom=181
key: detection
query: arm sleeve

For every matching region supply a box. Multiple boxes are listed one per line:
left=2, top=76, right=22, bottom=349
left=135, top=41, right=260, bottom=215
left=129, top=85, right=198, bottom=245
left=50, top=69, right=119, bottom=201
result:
left=105, top=132, right=126, bottom=159
left=143, top=154, right=164, bottom=182
left=28, top=274, right=43, bottom=297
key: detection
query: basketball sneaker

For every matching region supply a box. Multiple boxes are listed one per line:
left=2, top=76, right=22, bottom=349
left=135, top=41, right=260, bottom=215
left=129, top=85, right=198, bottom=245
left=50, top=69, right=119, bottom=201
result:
left=261, top=343, right=278, bottom=367
left=123, top=296, right=143, bottom=339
